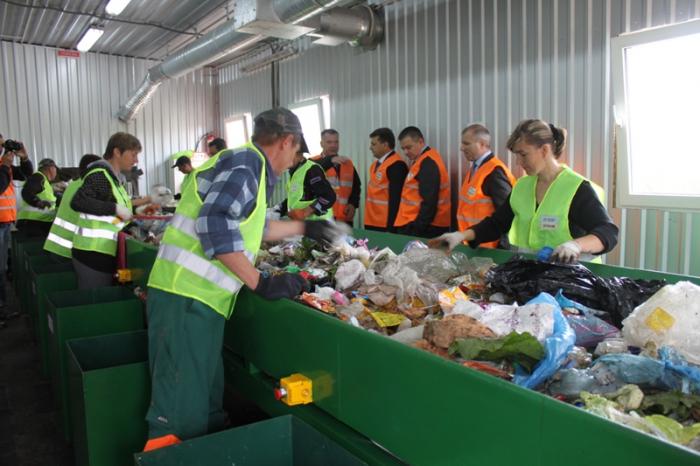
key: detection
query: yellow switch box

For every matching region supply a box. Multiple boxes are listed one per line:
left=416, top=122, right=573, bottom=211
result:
left=115, top=269, right=132, bottom=283
left=276, top=374, right=313, bottom=406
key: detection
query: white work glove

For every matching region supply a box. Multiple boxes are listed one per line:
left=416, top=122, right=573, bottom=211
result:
left=149, top=185, right=173, bottom=206
left=115, top=204, right=133, bottom=222
left=428, top=231, right=466, bottom=253
left=551, top=240, right=582, bottom=264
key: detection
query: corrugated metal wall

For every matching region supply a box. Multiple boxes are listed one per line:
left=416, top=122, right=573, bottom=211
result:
left=220, top=0, right=700, bottom=277
left=0, top=41, right=216, bottom=194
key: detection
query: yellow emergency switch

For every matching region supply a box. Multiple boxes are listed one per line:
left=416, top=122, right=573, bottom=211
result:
left=274, top=374, right=313, bottom=406
left=115, top=269, right=132, bottom=283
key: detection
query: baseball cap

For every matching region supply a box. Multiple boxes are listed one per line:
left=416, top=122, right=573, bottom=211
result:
left=172, top=155, right=192, bottom=168
left=38, top=158, right=58, bottom=169
left=253, top=107, right=303, bottom=135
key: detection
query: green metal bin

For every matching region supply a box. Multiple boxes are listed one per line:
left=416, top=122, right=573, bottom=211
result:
left=46, top=286, right=145, bottom=442
left=12, top=236, right=45, bottom=301
left=22, top=249, right=53, bottom=339
left=133, top=415, right=367, bottom=466
left=29, top=262, right=78, bottom=376
left=68, top=331, right=150, bottom=466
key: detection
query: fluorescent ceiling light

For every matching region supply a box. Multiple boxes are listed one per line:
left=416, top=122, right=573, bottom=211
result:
left=105, top=0, right=132, bottom=16
left=77, top=27, right=104, bottom=52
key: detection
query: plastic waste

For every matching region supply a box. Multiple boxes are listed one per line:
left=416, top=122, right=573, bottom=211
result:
left=389, top=325, right=425, bottom=345
left=597, top=347, right=700, bottom=394
left=512, top=293, right=576, bottom=390
left=400, top=247, right=469, bottom=283
left=334, top=260, right=367, bottom=290
left=403, top=239, right=428, bottom=252
left=465, top=257, right=494, bottom=285
left=565, top=314, right=620, bottom=347
left=536, top=246, right=554, bottom=261
left=548, top=362, right=627, bottom=397
left=478, top=302, right=555, bottom=345
left=450, top=299, right=484, bottom=319
left=594, top=338, right=629, bottom=357
left=485, top=255, right=666, bottom=327
left=438, top=287, right=469, bottom=314
left=621, top=281, right=700, bottom=365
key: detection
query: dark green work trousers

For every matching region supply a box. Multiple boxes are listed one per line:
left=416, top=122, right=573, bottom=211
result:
left=145, top=287, right=226, bottom=441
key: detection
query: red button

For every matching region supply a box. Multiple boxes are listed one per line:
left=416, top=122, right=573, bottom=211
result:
left=274, top=388, right=284, bottom=401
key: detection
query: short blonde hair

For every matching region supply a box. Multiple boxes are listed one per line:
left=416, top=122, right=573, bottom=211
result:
left=506, top=119, right=567, bottom=159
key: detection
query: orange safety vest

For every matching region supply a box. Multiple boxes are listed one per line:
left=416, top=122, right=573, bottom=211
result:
left=457, top=156, right=516, bottom=248
left=311, top=154, right=355, bottom=222
left=364, top=152, right=407, bottom=229
left=394, top=148, right=451, bottom=228
left=0, top=168, right=16, bottom=223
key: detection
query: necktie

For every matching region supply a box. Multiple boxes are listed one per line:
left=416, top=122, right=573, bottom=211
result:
left=468, top=163, right=478, bottom=182
left=374, top=160, right=382, bottom=173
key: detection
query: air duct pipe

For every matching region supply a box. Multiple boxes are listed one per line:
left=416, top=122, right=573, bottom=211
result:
left=117, top=0, right=363, bottom=123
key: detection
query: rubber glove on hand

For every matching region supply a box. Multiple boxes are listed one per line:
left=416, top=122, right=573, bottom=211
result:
left=427, top=231, right=466, bottom=253
left=303, top=220, right=351, bottom=248
left=287, top=207, right=313, bottom=221
left=36, top=199, right=54, bottom=210
left=149, top=185, right=173, bottom=206
left=551, top=240, right=581, bottom=264
left=252, top=273, right=309, bottom=301
left=115, top=204, right=133, bottom=222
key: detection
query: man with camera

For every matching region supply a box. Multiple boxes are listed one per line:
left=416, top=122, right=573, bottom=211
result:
left=0, top=134, right=34, bottom=328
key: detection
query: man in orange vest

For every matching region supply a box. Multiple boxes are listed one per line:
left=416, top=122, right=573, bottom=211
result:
left=364, top=128, right=408, bottom=233
left=457, top=124, right=516, bottom=249
left=311, top=129, right=361, bottom=227
left=0, top=135, right=33, bottom=328
left=394, top=127, right=451, bottom=239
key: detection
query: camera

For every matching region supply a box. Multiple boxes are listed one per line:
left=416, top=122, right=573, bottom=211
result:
left=2, top=139, right=22, bottom=152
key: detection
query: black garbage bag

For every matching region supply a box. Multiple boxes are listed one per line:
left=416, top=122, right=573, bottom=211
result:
left=485, top=255, right=666, bottom=328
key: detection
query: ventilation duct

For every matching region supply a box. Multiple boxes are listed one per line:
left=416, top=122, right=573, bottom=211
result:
left=117, top=0, right=378, bottom=123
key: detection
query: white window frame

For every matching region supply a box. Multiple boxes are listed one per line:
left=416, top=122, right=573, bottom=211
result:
left=223, top=114, right=252, bottom=148
left=611, top=19, right=700, bottom=212
left=288, top=97, right=330, bottom=158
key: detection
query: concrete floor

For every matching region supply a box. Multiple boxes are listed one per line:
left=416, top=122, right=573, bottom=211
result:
left=0, top=280, right=268, bottom=466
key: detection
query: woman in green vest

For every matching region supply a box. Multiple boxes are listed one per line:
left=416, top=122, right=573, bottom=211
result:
left=430, top=119, right=619, bottom=263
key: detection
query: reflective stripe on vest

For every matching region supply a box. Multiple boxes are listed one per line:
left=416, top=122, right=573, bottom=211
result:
left=508, top=165, right=602, bottom=264
left=148, top=142, right=268, bottom=319
left=44, top=179, right=84, bottom=259
left=394, top=148, right=451, bottom=228
left=0, top=173, right=15, bottom=221
left=72, top=168, right=132, bottom=257
left=285, top=159, right=333, bottom=221
left=18, top=171, right=57, bottom=223
left=311, top=154, right=355, bottom=222
left=457, top=156, right=516, bottom=249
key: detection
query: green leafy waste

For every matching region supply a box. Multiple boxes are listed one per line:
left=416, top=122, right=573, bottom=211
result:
left=448, top=332, right=545, bottom=372
left=639, top=391, right=700, bottom=422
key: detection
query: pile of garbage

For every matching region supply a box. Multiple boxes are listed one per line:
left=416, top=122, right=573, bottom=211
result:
left=256, top=235, right=700, bottom=451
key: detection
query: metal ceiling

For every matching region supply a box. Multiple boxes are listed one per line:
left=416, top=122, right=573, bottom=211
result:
left=0, top=0, right=237, bottom=61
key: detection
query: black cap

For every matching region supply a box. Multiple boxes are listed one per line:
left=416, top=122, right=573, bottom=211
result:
left=172, top=155, right=191, bottom=168
left=38, top=158, right=58, bottom=170
left=253, top=107, right=303, bottom=135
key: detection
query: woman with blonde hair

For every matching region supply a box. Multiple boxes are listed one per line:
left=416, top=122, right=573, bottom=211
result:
left=430, top=119, right=618, bottom=263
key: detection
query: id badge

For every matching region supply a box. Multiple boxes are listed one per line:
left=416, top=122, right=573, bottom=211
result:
left=540, top=216, right=559, bottom=231
left=291, top=183, right=299, bottom=194
left=468, top=187, right=476, bottom=197
left=376, top=172, right=383, bottom=180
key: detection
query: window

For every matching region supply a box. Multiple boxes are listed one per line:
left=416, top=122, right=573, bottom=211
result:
left=611, top=19, right=700, bottom=212
left=224, top=114, right=251, bottom=149
left=289, top=97, right=330, bottom=157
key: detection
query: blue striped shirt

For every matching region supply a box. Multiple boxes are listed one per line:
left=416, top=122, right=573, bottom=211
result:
left=195, top=143, right=278, bottom=259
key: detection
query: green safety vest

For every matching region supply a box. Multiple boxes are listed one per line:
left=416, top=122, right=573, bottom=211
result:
left=17, top=171, right=57, bottom=223
left=285, top=159, right=333, bottom=220
left=148, top=142, right=267, bottom=319
left=72, top=168, right=132, bottom=257
left=508, top=165, right=605, bottom=263
left=44, top=180, right=83, bottom=258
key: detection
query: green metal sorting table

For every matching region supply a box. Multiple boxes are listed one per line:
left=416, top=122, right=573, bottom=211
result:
left=125, top=231, right=700, bottom=466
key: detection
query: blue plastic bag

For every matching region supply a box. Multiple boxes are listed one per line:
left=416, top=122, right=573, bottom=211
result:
left=597, top=347, right=700, bottom=394
left=512, top=292, right=576, bottom=389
